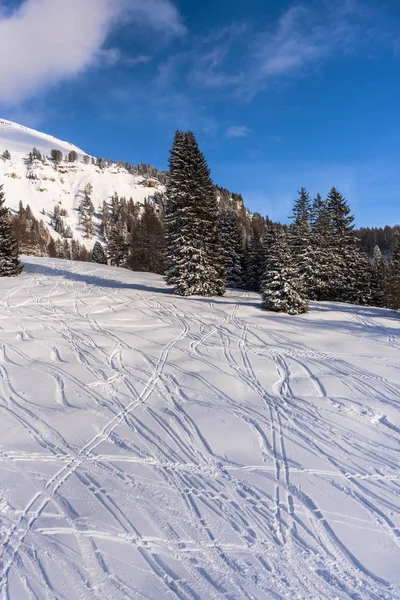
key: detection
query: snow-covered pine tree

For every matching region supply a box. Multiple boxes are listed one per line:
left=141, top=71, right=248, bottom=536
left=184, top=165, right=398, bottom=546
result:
left=0, top=186, right=23, bottom=277
left=165, top=130, right=186, bottom=287
left=290, top=188, right=314, bottom=298
left=91, top=241, right=108, bottom=264
left=219, top=207, right=244, bottom=288
left=165, top=131, right=225, bottom=296
left=311, top=193, right=336, bottom=300
left=351, top=250, right=376, bottom=306
left=326, top=187, right=366, bottom=303
left=261, top=226, right=308, bottom=315
left=54, top=214, right=65, bottom=235
left=367, top=245, right=386, bottom=307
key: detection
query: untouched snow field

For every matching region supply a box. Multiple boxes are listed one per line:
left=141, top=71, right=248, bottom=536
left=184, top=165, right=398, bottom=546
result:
left=0, top=258, right=399, bottom=600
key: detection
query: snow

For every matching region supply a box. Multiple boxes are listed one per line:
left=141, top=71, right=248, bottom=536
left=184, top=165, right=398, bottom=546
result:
left=0, top=118, right=164, bottom=248
left=0, top=118, right=85, bottom=158
left=0, top=257, right=400, bottom=600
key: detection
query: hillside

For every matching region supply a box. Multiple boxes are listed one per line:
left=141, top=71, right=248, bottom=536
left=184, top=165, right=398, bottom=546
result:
left=0, top=258, right=399, bottom=599
left=0, top=119, right=165, bottom=248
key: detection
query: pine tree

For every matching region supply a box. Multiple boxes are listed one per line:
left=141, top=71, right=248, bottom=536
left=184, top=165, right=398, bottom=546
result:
left=369, top=245, right=386, bottom=308
left=107, top=226, right=128, bottom=267
left=2, top=150, right=11, bottom=160
left=352, top=250, right=375, bottom=306
left=127, top=203, right=164, bottom=274
left=165, top=131, right=225, bottom=296
left=54, top=215, right=65, bottom=235
left=80, top=184, right=95, bottom=238
left=68, top=151, right=78, bottom=163
left=261, top=226, right=308, bottom=315
left=0, top=186, right=23, bottom=277
left=310, top=193, right=334, bottom=300
left=219, top=207, right=244, bottom=288
left=243, top=220, right=266, bottom=292
left=290, top=188, right=314, bottom=298
left=386, top=242, right=400, bottom=309
left=47, top=238, right=57, bottom=258
left=165, top=130, right=187, bottom=286
left=62, top=239, right=71, bottom=260
left=326, top=187, right=362, bottom=303
left=31, top=147, right=42, bottom=161
left=92, top=241, right=108, bottom=264
left=101, top=201, right=111, bottom=240
left=51, top=149, right=63, bottom=165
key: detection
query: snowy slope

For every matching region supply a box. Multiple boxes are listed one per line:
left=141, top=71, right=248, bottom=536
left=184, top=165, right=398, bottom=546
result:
left=0, top=258, right=400, bottom=600
left=0, top=119, right=164, bottom=247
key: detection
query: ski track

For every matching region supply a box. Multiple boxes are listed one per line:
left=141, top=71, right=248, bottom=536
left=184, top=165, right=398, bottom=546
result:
left=0, top=258, right=399, bottom=600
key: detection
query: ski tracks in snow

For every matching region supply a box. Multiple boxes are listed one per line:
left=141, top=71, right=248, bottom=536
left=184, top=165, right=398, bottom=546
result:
left=0, top=258, right=399, bottom=599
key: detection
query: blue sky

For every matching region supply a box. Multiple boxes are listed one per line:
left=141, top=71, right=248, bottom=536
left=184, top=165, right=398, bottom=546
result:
left=0, top=0, right=399, bottom=226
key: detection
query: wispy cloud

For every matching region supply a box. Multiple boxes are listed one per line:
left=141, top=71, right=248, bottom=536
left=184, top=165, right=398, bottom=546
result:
left=96, top=49, right=151, bottom=69
left=0, top=0, right=184, bottom=105
left=166, top=1, right=392, bottom=101
left=242, top=4, right=360, bottom=97
left=226, top=126, right=251, bottom=138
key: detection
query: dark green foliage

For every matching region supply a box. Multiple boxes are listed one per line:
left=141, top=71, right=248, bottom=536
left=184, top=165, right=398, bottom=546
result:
left=369, top=246, right=387, bottom=308
left=165, top=130, right=225, bottom=297
left=68, top=151, right=78, bottom=163
left=51, top=149, right=63, bottom=164
left=261, top=226, right=308, bottom=315
left=386, top=242, right=400, bottom=309
left=12, top=201, right=90, bottom=261
left=325, top=187, right=364, bottom=303
left=91, top=241, right=108, bottom=264
left=96, top=157, right=107, bottom=169
left=127, top=203, right=164, bottom=274
left=30, top=147, right=42, bottom=161
left=165, top=130, right=188, bottom=287
left=242, top=213, right=268, bottom=292
left=219, top=207, right=244, bottom=288
left=101, top=201, right=111, bottom=240
left=290, top=188, right=314, bottom=298
left=80, top=183, right=95, bottom=238
left=356, top=225, right=400, bottom=258
left=107, top=226, right=129, bottom=267
left=0, top=186, right=23, bottom=277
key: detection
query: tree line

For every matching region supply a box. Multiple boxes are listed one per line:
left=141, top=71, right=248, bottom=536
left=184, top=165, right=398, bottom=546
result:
left=1, top=132, right=399, bottom=313
left=161, top=131, right=400, bottom=313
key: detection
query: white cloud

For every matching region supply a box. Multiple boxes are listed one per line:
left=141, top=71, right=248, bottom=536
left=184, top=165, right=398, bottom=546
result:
left=226, top=126, right=251, bottom=139
left=0, top=0, right=184, bottom=104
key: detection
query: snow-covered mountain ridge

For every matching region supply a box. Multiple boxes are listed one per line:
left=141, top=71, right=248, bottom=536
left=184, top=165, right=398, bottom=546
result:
left=0, top=118, right=165, bottom=247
